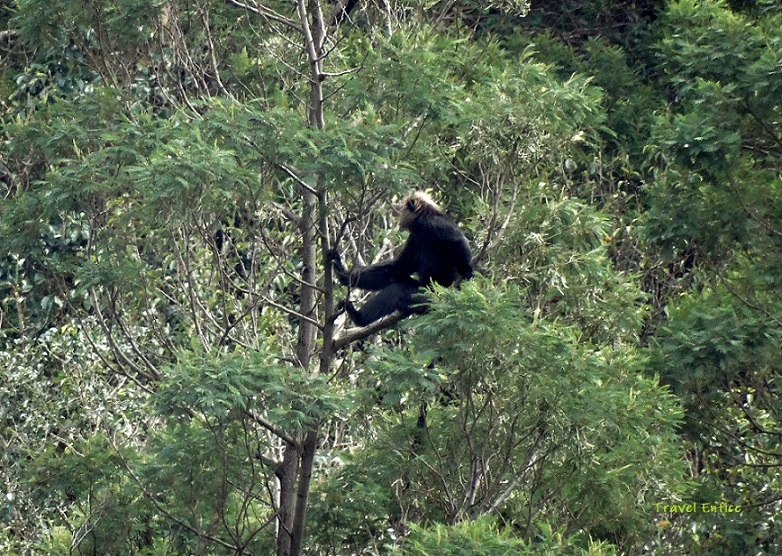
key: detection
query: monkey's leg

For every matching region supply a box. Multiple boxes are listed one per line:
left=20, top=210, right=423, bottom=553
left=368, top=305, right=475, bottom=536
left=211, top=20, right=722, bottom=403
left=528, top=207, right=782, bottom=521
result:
left=347, top=282, right=425, bottom=326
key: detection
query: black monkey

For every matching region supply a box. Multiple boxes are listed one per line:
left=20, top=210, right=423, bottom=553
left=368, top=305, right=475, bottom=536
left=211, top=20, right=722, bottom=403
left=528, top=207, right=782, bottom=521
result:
left=214, top=213, right=254, bottom=296
left=329, top=191, right=473, bottom=327
left=331, top=0, right=359, bottom=26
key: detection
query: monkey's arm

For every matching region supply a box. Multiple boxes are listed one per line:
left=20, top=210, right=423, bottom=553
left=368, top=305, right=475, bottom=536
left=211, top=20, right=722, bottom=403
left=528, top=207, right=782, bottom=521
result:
left=327, top=249, right=350, bottom=283
left=327, top=249, right=401, bottom=291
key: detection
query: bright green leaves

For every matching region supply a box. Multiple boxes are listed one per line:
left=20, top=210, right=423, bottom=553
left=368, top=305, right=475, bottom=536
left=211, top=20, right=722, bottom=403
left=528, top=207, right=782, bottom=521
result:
left=14, top=0, right=165, bottom=51
left=495, top=196, right=646, bottom=344
left=660, top=0, right=762, bottom=91
left=645, top=0, right=782, bottom=265
left=642, top=4, right=782, bottom=551
left=654, top=285, right=782, bottom=416
left=651, top=285, right=782, bottom=553
left=315, top=282, right=687, bottom=550
left=653, top=0, right=782, bottom=174
left=652, top=91, right=743, bottom=174
left=7, top=1, right=770, bottom=554
left=157, top=349, right=345, bottom=429
left=332, top=32, right=603, bottom=194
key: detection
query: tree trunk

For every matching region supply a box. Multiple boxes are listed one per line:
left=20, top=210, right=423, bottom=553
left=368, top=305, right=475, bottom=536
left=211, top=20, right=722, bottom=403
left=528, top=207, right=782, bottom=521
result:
left=275, top=443, right=300, bottom=555
left=276, top=3, right=328, bottom=555
left=288, top=429, right=319, bottom=555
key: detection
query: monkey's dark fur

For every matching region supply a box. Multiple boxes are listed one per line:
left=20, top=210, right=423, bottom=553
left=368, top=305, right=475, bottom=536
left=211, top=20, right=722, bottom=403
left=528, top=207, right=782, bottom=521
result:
left=329, top=192, right=473, bottom=327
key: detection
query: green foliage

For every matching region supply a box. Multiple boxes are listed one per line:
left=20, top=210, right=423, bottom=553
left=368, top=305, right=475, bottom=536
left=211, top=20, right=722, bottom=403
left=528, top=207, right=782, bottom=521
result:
left=26, top=435, right=156, bottom=556
left=656, top=290, right=779, bottom=398
left=643, top=0, right=782, bottom=271
left=651, top=87, right=742, bottom=174
left=402, top=519, right=617, bottom=556
left=652, top=0, right=782, bottom=177
left=312, top=282, right=687, bottom=553
left=659, top=0, right=763, bottom=95
left=651, top=287, right=782, bottom=554
left=496, top=195, right=646, bottom=344
left=0, top=321, right=151, bottom=553
left=8, top=344, right=346, bottom=554
left=306, top=454, right=397, bottom=552
left=529, top=34, right=663, bottom=164
left=156, top=349, right=346, bottom=429
left=333, top=31, right=605, bottom=196
left=15, top=0, right=164, bottom=51
left=640, top=169, right=750, bottom=260
left=5, top=0, right=782, bottom=554
left=640, top=5, right=782, bottom=551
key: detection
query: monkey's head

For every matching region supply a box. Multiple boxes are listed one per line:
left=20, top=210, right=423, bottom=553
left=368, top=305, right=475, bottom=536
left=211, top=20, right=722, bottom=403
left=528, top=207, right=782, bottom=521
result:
left=398, top=191, right=442, bottom=230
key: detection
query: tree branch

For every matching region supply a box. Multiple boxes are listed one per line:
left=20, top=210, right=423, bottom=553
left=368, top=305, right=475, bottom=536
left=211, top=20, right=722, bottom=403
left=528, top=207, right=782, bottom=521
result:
left=333, top=311, right=407, bottom=350
left=223, top=0, right=301, bottom=32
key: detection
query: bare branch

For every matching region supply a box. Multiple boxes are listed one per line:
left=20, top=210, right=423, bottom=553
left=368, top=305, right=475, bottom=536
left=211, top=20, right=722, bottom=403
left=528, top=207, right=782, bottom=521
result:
left=262, top=294, right=324, bottom=330
left=320, top=66, right=363, bottom=79
left=278, top=163, right=318, bottom=196
left=333, top=311, right=407, bottom=349
left=224, top=0, right=302, bottom=32
left=249, top=410, right=300, bottom=447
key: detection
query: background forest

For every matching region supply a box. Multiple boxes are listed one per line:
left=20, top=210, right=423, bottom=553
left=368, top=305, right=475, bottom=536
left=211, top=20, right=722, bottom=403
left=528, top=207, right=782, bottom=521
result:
left=1, top=0, right=781, bottom=554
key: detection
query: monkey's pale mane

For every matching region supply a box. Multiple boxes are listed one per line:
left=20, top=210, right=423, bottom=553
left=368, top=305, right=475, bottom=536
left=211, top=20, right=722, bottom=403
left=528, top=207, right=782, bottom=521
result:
left=408, top=191, right=440, bottom=212
left=399, top=191, right=441, bottom=229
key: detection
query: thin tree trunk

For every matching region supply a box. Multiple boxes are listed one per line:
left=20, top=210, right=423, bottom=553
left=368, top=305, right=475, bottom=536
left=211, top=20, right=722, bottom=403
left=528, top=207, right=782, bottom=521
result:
left=288, top=429, right=319, bottom=555
left=275, top=443, right=300, bottom=555
left=276, top=2, right=328, bottom=555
